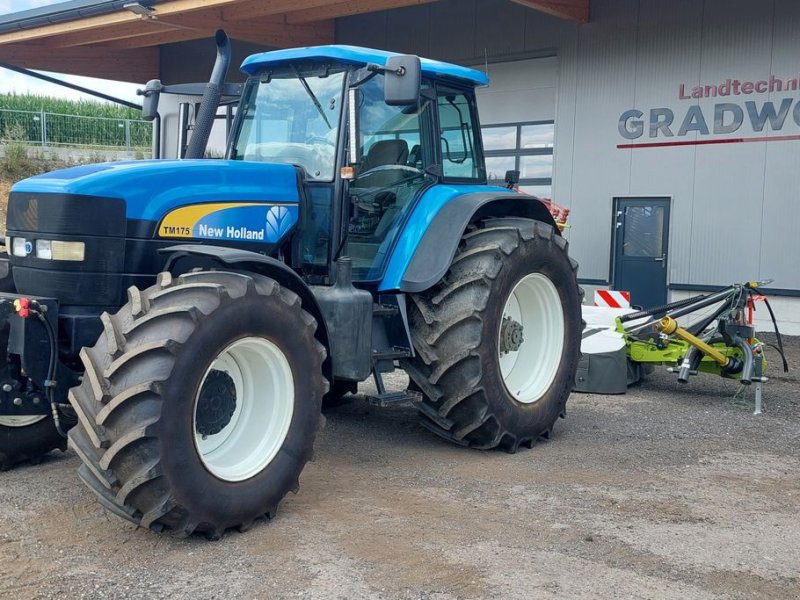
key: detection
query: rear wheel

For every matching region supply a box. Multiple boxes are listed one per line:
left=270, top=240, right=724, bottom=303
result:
left=402, top=218, right=582, bottom=452
left=68, top=270, right=328, bottom=538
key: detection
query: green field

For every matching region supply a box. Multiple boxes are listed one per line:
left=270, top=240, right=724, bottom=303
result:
left=0, top=93, right=150, bottom=149
left=0, top=93, right=140, bottom=119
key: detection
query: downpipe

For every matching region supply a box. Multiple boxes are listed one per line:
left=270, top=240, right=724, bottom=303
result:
left=185, top=30, right=231, bottom=159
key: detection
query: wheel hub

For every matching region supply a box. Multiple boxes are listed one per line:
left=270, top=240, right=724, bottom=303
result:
left=500, top=315, right=525, bottom=354
left=195, top=370, right=237, bottom=436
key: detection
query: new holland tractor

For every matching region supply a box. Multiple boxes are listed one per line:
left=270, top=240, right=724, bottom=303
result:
left=0, top=32, right=581, bottom=538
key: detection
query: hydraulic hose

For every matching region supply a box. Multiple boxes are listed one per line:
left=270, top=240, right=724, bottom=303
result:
left=185, top=30, right=231, bottom=159
left=36, top=311, right=67, bottom=438
left=619, top=293, right=709, bottom=324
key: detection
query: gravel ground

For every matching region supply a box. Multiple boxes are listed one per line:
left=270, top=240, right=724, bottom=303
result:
left=1, top=339, right=798, bottom=600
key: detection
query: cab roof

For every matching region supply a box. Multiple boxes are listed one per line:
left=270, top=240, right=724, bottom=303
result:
left=240, top=45, right=489, bottom=87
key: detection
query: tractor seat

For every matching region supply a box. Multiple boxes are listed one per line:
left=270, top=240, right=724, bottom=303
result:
left=361, top=139, right=409, bottom=172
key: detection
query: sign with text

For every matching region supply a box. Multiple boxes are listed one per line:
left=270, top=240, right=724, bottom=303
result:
left=617, top=74, right=800, bottom=149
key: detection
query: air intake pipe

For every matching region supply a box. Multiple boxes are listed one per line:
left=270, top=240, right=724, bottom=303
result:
left=185, top=29, right=231, bottom=159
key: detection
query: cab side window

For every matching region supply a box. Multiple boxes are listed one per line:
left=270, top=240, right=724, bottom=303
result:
left=437, top=87, right=483, bottom=180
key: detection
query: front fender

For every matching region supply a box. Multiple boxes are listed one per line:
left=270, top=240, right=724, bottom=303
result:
left=161, top=244, right=332, bottom=382
left=378, top=187, right=559, bottom=293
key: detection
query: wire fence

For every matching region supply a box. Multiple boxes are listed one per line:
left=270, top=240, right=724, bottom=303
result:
left=0, top=108, right=152, bottom=154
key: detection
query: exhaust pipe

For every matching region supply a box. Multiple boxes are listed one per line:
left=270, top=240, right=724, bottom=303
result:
left=185, top=30, right=231, bottom=159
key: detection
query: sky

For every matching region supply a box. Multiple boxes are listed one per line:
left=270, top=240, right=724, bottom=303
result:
left=0, top=0, right=141, bottom=103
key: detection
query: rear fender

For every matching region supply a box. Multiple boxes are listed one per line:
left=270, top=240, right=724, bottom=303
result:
left=161, top=244, right=331, bottom=382
left=380, top=191, right=558, bottom=293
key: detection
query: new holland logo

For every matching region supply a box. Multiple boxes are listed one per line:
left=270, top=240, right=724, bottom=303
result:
left=159, top=203, right=298, bottom=243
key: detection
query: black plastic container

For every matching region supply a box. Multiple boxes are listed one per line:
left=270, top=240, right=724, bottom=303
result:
left=311, top=258, right=373, bottom=381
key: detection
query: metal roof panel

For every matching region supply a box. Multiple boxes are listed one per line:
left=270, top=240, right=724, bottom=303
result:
left=240, top=45, right=489, bottom=86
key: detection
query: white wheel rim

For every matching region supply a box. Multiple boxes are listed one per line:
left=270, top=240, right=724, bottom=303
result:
left=498, top=273, right=565, bottom=404
left=193, top=337, right=294, bottom=482
left=0, top=415, right=46, bottom=427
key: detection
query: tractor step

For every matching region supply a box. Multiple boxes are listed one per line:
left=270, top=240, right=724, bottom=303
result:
left=367, top=367, right=421, bottom=407
left=366, top=389, right=422, bottom=408
left=372, top=303, right=400, bottom=317
left=371, top=348, right=412, bottom=361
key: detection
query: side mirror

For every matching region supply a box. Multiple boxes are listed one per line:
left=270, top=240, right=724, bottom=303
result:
left=384, top=55, right=421, bottom=106
left=138, top=79, right=164, bottom=122
left=505, top=169, right=520, bottom=189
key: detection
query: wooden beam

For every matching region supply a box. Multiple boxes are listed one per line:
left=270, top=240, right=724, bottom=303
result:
left=285, top=0, right=437, bottom=24
left=101, top=28, right=211, bottom=50
left=0, top=43, right=158, bottom=82
left=102, top=16, right=334, bottom=50
left=509, top=0, right=589, bottom=22
left=0, top=0, right=304, bottom=45
left=218, top=0, right=347, bottom=21
left=50, top=21, right=176, bottom=48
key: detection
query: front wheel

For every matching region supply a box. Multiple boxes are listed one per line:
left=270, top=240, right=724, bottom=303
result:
left=68, top=270, right=328, bottom=538
left=402, top=218, right=582, bottom=452
left=0, top=415, right=69, bottom=470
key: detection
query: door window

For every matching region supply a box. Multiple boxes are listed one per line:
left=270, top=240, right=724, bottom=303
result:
left=345, top=74, right=435, bottom=281
left=622, top=206, right=666, bottom=257
left=437, top=87, right=483, bottom=180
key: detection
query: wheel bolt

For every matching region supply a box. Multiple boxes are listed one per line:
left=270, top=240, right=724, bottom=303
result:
left=2, top=384, right=12, bottom=392
left=32, top=397, right=41, bottom=405
left=12, top=397, right=22, bottom=406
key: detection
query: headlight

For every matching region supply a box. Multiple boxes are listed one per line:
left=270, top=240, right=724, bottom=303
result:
left=50, top=241, right=85, bottom=261
left=36, top=239, right=52, bottom=260
left=34, top=239, right=85, bottom=261
left=11, top=237, right=31, bottom=257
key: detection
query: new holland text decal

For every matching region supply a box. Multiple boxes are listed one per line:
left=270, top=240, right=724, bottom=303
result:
left=158, top=203, right=298, bottom=242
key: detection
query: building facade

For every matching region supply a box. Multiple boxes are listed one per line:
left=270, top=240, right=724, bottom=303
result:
left=2, top=0, right=798, bottom=332
left=333, top=0, right=800, bottom=333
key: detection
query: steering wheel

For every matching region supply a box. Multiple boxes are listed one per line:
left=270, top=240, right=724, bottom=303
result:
left=355, top=164, right=425, bottom=186
left=305, top=136, right=336, bottom=147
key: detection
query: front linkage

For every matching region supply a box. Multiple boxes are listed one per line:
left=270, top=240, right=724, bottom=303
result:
left=0, top=293, right=79, bottom=469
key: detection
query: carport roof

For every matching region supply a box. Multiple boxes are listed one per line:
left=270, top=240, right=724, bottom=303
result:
left=0, top=0, right=589, bottom=82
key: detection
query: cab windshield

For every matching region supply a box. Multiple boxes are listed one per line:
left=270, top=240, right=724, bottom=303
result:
left=231, top=68, right=346, bottom=181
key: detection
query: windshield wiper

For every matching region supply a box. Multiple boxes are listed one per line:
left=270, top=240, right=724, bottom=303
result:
left=292, top=65, right=332, bottom=130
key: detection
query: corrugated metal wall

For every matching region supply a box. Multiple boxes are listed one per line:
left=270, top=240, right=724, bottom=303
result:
left=566, top=0, right=800, bottom=291
left=338, top=0, right=800, bottom=293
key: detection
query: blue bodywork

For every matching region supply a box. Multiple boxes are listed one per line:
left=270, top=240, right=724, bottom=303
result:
left=377, top=184, right=510, bottom=291
left=11, top=160, right=301, bottom=223
left=9, top=45, right=502, bottom=295
left=241, top=46, right=489, bottom=87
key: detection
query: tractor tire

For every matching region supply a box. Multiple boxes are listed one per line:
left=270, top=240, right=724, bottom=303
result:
left=322, top=380, right=357, bottom=410
left=0, top=415, right=69, bottom=471
left=0, top=260, right=72, bottom=470
left=402, top=217, right=582, bottom=452
left=68, top=270, right=328, bottom=538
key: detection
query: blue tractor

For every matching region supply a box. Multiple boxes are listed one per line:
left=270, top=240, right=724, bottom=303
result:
left=0, top=32, right=582, bottom=537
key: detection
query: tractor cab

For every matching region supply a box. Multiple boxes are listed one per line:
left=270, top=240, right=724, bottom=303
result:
left=226, top=46, right=489, bottom=284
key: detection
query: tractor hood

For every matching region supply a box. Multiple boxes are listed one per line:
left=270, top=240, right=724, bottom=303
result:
left=11, top=160, right=302, bottom=222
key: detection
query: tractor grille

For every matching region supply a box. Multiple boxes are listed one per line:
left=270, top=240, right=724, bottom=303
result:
left=6, top=192, right=127, bottom=306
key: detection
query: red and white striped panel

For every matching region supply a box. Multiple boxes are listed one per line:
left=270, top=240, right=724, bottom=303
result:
left=594, top=289, right=631, bottom=308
